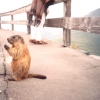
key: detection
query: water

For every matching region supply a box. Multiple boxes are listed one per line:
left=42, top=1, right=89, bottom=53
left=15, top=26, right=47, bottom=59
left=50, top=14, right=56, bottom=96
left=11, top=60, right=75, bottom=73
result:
left=43, top=28, right=100, bottom=56
left=71, top=30, right=100, bottom=56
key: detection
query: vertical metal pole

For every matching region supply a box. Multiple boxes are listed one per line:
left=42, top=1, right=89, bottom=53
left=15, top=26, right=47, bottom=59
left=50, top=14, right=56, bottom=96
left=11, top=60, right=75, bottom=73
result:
left=11, top=15, right=14, bottom=31
left=27, top=13, right=31, bottom=34
left=63, top=0, right=71, bottom=47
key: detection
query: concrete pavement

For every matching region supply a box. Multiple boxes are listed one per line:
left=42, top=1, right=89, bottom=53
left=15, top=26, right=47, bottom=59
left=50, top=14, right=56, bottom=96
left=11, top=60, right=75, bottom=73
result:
left=0, top=29, right=100, bottom=100
left=0, top=41, right=7, bottom=100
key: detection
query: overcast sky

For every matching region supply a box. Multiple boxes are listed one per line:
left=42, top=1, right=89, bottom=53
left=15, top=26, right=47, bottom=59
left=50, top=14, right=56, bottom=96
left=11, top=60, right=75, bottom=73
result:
left=0, top=0, right=100, bottom=17
left=72, top=0, right=100, bottom=17
left=0, top=0, right=32, bottom=13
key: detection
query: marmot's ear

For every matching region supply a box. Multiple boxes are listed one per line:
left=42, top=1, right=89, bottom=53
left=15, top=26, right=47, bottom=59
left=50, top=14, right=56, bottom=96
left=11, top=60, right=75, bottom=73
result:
left=20, top=37, right=24, bottom=44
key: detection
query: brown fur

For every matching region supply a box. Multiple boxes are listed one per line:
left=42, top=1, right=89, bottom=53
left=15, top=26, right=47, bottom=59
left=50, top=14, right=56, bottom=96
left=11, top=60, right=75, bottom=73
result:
left=4, top=35, right=46, bottom=81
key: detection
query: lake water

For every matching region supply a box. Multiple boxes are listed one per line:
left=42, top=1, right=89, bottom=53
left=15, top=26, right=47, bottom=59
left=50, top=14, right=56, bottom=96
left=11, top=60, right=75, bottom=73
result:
left=43, top=28, right=100, bottom=56
left=1, top=25, right=100, bottom=56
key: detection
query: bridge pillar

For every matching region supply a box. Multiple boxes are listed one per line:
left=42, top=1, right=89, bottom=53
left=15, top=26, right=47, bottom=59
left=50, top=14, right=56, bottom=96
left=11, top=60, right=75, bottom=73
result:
left=27, top=13, right=31, bottom=34
left=11, top=15, right=14, bottom=31
left=63, top=0, right=71, bottom=47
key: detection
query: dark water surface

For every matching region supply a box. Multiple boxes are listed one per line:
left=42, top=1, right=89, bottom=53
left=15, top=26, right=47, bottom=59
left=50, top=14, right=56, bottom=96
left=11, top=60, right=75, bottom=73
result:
left=71, top=30, right=100, bottom=56
left=43, top=28, right=100, bottom=56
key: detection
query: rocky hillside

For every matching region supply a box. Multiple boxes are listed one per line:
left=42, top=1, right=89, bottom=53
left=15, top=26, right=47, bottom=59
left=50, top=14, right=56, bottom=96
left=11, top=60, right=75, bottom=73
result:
left=85, top=8, right=100, bottom=17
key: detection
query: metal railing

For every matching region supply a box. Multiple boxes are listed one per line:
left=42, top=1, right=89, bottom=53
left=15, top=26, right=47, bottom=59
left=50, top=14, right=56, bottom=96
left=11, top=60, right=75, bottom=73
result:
left=0, top=0, right=100, bottom=46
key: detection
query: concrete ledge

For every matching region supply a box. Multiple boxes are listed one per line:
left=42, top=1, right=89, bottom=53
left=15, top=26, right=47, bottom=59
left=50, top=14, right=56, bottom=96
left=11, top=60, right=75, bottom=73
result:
left=0, top=77, right=7, bottom=100
left=0, top=50, right=5, bottom=75
left=0, top=45, right=7, bottom=100
left=79, top=50, right=90, bottom=55
left=89, top=55, right=100, bottom=60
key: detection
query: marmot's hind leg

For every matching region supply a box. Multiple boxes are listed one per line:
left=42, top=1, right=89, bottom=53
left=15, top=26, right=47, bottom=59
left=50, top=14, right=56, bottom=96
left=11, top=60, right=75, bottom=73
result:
left=8, top=78, right=22, bottom=81
left=22, top=73, right=28, bottom=80
left=8, top=76, right=22, bottom=81
left=8, top=78, right=16, bottom=81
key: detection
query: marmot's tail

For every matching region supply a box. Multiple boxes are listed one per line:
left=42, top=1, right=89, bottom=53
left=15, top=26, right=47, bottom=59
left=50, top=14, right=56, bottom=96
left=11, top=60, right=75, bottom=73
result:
left=28, top=74, right=46, bottom=79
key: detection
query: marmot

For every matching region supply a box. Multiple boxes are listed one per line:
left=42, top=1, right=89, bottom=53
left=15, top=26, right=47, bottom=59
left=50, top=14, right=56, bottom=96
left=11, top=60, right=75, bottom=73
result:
left=4, top=35, right=46, bottom=81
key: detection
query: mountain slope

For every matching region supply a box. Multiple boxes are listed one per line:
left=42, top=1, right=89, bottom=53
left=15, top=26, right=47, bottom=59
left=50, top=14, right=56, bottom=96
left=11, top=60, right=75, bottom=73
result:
left=85, top=8, right=100, bottom=17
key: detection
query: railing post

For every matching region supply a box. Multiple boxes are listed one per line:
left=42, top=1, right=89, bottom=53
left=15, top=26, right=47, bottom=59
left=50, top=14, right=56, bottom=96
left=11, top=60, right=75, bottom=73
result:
left=0, top=17, right=1, bottom=28
left=63, top=0, right=71, bottom=47
left=11, top=15, right=14, bottom=31
left=27, top=13, right=31, bottom=34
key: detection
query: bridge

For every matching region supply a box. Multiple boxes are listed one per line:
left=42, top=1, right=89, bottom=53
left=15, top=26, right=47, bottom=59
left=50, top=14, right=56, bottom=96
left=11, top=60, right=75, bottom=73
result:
left=0, top=0, right=100, bottom=100
left=0, top=28, right=100, bottom=100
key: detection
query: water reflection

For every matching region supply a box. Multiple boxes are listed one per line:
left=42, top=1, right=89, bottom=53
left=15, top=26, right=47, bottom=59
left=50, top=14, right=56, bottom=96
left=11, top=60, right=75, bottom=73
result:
left=43, top=28, right=100, bottom=56
left=71, top=30, right=100, bottom=56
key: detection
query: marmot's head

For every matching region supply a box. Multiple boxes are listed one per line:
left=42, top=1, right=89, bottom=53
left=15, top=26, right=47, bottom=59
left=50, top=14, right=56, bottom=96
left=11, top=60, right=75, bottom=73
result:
left=7, top=35, right=24, bottom=45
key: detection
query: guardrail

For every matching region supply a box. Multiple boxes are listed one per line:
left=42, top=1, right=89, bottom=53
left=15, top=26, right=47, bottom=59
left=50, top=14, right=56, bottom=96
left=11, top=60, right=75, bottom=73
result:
left=0, top=0, right=100, bottom=46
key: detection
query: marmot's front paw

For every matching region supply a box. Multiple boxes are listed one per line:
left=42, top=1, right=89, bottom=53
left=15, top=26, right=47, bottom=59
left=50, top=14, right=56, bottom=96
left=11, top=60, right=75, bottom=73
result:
left=4, top=45, right=9, bottom=50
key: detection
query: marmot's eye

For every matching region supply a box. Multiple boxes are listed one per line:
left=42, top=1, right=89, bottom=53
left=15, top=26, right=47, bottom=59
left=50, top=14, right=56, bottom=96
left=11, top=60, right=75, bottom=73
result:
left=12, top=36, right=15, bottom=38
